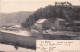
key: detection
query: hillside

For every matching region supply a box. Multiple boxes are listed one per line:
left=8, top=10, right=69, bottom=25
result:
left=22, top=5, right=80, bottom=28
left=0, top=11, right=34, bottom=26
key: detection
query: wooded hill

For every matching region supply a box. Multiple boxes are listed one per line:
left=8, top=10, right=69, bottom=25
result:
left=22, top=5, right=80, bottom=28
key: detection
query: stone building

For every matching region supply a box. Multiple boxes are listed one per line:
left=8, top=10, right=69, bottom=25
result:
left=32, top=18, right=51, bottom=30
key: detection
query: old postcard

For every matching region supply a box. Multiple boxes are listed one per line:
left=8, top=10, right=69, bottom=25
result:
left=0, top=0, right=80, bottom=52
left=36, top=40, right=80, bottom=52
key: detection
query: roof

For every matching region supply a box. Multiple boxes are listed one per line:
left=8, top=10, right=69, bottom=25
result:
left=36, top=19, right=47, bottom=23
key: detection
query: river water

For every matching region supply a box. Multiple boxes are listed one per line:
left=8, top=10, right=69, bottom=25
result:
left=0, top=44, right=35, bottom=52
left=0, top=29, right=35, bottom=52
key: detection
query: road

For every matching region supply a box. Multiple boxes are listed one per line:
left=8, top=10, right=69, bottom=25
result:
left=0, top=29, right=31, bottom=36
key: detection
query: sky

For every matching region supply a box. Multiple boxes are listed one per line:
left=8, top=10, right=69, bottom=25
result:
left=0, top=0, right=80, bottom=13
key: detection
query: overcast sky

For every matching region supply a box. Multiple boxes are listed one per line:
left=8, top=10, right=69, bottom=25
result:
left=0, top=0, right=80, bottom=13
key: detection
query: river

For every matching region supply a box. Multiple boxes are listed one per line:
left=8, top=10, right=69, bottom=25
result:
left=0, top=29, right=36, bottom=52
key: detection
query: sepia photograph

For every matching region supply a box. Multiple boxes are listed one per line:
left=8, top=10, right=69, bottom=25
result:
left=0, top=0, right=80, bottom=52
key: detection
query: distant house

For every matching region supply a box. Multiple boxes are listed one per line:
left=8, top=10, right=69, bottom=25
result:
left=73, top=20, right=80, bottom=29
left=7, top=25, right=22, bottom=31
left=73, top=21, right=80, bottom=24
left=64, top=20, right=80, bottom=31
left=0, top=25, right=11, bottom=30
left=52, top=18, right=65, bottom=30
left=31, top=19, right=51, bottom=30
left=67, top=20, right=80, bottom=28
left=31, top=18, right=66, bottom=31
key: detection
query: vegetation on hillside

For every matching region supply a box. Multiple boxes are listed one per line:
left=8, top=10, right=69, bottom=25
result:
left=22, top=5, right=80, bottom=28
